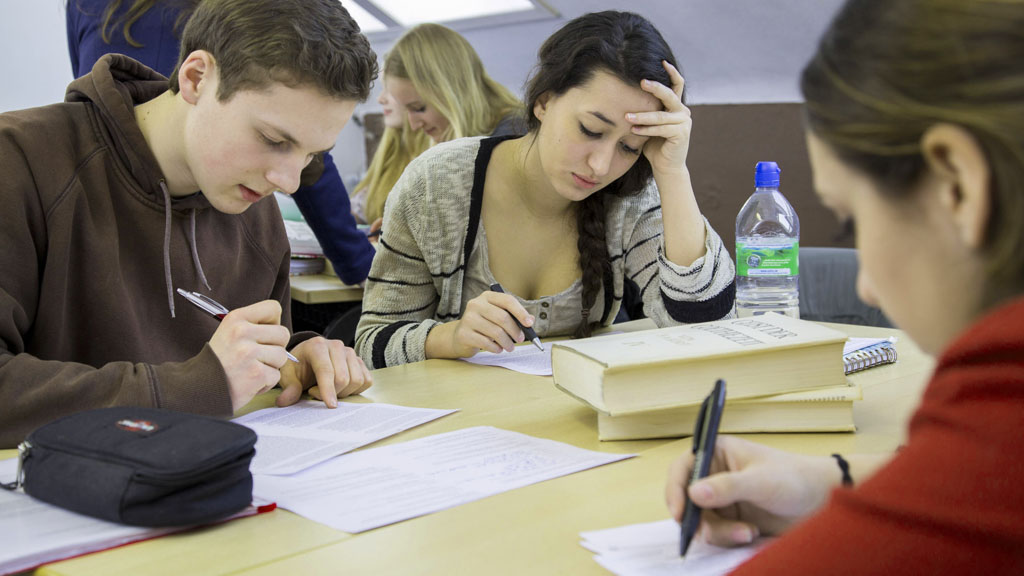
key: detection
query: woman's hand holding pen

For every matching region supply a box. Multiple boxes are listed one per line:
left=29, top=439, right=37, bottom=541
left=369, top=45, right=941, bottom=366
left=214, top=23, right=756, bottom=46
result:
left=209, top=300, right=295, bottom=411
left=277, top=337, right=372, bottom=408
left=665, top=436, right=844, bottom=547
left=425, top=290, right=537, bottom=359
left=367, top=217, right=383, bottom=243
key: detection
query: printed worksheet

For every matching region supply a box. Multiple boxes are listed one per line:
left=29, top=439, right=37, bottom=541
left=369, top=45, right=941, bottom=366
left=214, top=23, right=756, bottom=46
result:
left=461, top=345, right=553, bottom=375
left=253, top=426, right=633, bottom=533
left=234, top=400, right=456, bottom=475
left=460, top=331, right=624, bottom=376
left=580, top=518, right=770, bottom=576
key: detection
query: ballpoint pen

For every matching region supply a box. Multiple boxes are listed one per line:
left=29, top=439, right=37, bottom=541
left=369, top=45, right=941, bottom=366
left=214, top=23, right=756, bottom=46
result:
left=176, top=288, right=299, bottom=363
left=488, top=283, right=544, bottom=352
left=680, top=379, right=727, bottom=557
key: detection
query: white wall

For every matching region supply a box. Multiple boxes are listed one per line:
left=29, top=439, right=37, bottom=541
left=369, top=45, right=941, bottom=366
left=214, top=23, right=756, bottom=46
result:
left=0, top=0, right=73, bottom=113
left=0, top=0, right=843, bottom=179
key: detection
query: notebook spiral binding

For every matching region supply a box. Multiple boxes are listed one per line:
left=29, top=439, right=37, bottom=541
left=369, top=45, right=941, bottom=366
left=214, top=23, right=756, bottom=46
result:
left=843, top=343, right=898, bottom=375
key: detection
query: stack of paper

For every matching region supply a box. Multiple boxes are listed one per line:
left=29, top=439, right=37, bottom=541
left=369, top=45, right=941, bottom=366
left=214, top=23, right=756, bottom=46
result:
left=0, top=459, right=273, bottom=576
left=283, top=219, right=326, bottom=275
left=580, top=518, right=769, bottom=576
left=0, top=400, right=457, bottom=573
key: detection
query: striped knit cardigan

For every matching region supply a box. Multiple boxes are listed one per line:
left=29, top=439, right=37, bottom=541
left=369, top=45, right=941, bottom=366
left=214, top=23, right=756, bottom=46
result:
left=355, top=136, right=736, bottom=369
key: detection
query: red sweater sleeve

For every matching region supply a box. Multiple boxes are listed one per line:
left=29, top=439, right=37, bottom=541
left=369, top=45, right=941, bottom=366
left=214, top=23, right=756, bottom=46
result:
left=730, top=298, right=1024, bottom=575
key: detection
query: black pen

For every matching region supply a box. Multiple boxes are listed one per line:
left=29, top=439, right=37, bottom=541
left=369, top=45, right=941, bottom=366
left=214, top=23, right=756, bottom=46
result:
left=680, top=378, right=727, bottom=557
left=488, top=283, right=544, bottom=352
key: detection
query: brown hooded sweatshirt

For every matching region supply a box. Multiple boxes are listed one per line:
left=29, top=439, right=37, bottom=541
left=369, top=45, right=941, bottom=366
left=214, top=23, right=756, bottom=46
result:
left=0, top=55, right=298, bottom=447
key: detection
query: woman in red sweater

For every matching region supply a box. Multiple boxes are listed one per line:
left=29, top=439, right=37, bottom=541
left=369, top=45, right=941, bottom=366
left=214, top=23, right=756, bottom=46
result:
left=666, top=0, right=1024, bottom=572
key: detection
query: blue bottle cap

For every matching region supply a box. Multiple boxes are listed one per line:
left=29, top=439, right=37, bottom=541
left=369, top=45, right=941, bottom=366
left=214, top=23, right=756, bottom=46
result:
left=755, top=162, right=781, bottom=187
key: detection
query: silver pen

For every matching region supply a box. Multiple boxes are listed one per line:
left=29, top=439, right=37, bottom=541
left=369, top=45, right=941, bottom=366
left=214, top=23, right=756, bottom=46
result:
left=176, top=288, right=299, bottom=363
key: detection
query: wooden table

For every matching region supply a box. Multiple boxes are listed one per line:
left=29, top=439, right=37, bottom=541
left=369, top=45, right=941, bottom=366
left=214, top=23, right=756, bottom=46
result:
left=11, top=322, right=933, bottom=576
left=288, top=274, right=363, bottom=305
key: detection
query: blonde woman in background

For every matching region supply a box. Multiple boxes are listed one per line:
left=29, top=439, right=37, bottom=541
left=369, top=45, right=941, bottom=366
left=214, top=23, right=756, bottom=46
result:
left=385, top=23, right=523, bottom=144
left=349, top=81, right=430, bottom=234
left=351, top=23, right=523, bottom=237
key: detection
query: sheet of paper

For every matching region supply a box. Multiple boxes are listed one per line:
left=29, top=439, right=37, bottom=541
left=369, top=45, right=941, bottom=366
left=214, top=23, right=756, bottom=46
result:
left=843, top=336, right=895, bottom=355
left=253, top=426, right=633, bottom=533
left=0, top=460, right=270, bottom=576
left=460, top=331, right=625, bottom=376
left=461, top=345, right=552, bottom=375
left=581, top=518, right=770, bottom=576
left=234, top=400, right=456, bottom=476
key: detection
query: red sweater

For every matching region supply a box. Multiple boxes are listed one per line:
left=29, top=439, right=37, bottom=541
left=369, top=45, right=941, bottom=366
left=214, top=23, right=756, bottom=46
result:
left=733, top=296, right=1024, bottom=574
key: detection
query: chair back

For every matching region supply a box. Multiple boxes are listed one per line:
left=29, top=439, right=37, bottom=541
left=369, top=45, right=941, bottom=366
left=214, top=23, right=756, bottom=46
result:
left=799, top=247, right=892, bottom=327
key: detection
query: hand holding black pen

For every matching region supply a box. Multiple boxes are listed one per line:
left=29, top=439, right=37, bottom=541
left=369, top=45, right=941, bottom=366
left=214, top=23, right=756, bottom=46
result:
left=489, top=283, right=544, bottom=352
left=680, top=379, right=727, bottom=557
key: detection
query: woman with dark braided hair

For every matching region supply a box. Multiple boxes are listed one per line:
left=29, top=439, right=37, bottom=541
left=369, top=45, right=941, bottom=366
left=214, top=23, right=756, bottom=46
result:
left=355, top=11, right=735, bottom=369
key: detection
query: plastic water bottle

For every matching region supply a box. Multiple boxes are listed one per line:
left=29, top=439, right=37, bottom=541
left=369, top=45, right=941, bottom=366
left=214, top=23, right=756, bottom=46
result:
left=735, top=161, right=800, bottom=318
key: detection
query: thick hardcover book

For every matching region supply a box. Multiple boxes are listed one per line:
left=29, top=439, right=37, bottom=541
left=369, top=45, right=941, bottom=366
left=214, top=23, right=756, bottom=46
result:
left=551, top=313, right=848, bottom=415
left=597, top=383, right=861, bottom=441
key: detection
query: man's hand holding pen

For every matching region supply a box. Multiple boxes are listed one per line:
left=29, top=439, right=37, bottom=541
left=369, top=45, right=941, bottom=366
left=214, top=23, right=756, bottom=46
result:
left=204, top=298, right=371, bottom=411
left=208, top=300, right=295, bottom=411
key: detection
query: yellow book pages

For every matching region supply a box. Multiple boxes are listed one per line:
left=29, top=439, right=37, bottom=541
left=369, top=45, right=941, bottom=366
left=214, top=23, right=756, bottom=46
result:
left=597, top=383, right=861, bottom=441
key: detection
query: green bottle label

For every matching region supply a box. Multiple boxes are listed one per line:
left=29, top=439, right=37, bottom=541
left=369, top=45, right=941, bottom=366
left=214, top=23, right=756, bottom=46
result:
left=736, top=241, right=799, bottom=277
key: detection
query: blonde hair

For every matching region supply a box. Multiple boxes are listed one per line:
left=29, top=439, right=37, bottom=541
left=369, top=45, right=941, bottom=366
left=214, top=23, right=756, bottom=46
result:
left=354, top=121, right=430, bottom=223
left=385, top=23, right=521, bottom=142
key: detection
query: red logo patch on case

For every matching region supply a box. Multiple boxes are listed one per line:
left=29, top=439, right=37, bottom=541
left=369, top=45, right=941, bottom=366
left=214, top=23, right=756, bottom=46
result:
left=115, top=419, right=158, bottom=433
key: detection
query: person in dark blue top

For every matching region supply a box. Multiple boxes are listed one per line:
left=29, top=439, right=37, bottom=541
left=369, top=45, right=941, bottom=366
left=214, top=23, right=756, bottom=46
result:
left=66, top=0, right=376, bottom=285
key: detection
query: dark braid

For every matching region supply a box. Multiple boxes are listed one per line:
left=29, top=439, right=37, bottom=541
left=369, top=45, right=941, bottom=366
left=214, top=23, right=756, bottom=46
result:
left=572, top=156, right=654, bottom=337
left=574, top=193, right=609, bottom=338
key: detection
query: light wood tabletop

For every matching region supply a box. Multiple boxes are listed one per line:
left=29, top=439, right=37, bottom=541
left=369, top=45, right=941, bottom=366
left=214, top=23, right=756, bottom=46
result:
left=11, top=321, right=933, bottom=576
left=288, top=273, right=363, bottom=305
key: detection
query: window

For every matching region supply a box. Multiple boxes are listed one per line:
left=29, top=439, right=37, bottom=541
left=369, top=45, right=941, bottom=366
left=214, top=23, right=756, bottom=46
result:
left=344, top=0, right=557, bottom=41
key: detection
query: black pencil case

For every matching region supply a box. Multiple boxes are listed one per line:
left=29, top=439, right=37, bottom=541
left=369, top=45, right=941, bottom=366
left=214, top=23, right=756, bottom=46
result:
left=13, top=407, right=257, bottom=527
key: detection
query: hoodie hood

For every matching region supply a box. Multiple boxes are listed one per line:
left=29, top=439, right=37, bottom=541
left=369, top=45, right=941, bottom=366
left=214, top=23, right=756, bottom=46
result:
left=67, top=54, right=214, bottom=315
left=66, top=54, right=211, bottom=212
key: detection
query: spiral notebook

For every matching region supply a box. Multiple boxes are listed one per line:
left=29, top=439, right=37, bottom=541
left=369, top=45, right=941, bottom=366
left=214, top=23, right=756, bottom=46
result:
left=843, top=338, right=898, bottom=375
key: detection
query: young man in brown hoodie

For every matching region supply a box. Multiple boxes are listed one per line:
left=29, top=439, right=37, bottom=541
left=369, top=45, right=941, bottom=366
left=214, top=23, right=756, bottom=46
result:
left=0, top=0, right=377, bottom=447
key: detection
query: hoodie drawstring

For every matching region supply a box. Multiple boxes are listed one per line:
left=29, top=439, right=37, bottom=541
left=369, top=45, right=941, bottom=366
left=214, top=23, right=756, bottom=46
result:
left=186, top=209, right=212, bottom=291
left=160, top=180, right=212, bottom=318
left=161, top=181, right=175, bottom=318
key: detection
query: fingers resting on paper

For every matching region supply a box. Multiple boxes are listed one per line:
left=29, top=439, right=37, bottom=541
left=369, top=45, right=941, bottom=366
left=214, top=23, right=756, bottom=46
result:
left=278, top=336, right=373, bottom=408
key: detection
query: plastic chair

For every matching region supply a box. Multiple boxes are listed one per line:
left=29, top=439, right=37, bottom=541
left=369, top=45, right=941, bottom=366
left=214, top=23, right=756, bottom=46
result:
left=798, top=247, right=892, bottom=327
left=322, top=304, right=363, bottom=347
